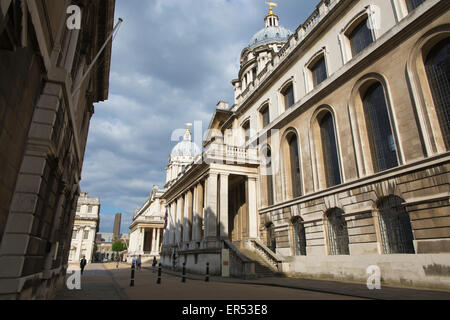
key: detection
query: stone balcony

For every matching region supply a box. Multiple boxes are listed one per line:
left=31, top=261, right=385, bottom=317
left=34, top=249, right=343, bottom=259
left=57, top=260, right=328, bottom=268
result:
left=203, top=142, right=259, bottom=166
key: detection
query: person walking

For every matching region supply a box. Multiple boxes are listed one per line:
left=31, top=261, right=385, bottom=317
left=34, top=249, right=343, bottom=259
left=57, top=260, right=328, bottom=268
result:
left=152, top=256, right=157, bottom=273
left=80, top=256, right=87, bottom=275
left=116, top=255, right=120, bottom=269
left=136, top=255, right=142, bottom=271
left=131, top=256, right=137, bottom=268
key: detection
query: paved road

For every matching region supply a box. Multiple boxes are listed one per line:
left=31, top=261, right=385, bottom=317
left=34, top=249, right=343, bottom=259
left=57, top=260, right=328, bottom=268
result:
left=54, top=263, right=363, bottom=300
left=54, top=263, right=450, bottom=300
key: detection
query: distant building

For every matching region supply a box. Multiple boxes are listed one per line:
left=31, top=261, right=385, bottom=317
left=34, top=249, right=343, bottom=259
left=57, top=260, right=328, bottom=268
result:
left=113, top=213, right=122, bottom=240
left=69, top=193, right=100, bottom=263
left=128, top=186, right=165, bottom=262
left=95, top=232, right=129, bottom=261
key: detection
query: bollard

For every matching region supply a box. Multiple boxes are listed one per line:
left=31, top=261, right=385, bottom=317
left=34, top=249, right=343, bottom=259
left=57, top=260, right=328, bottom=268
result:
left=130, top=263, right=135, bottom=287
left=205, top=262, right=209, bottom=282
left=157, top=263, right=162, bottom=284
left=182, top=262, right=186, bottom=283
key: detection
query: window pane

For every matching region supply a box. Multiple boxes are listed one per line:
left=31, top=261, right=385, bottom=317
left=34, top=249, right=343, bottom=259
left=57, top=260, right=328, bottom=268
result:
left=288, top=135, right=302, bottom=197
left=425, top=38, right=450, bottom=150
left=261, top=106, right=270, bottom=127
left=363, top=83, right=399, bottom=172
left=378, top=196, right=415, bottom=254
left=243, top=122, right=250, bottom=144
left=293, top=220, right=307, bottom=256
left=265, top=148, right=274, bottom=206
left=327, top=209, right=349, bottom=255
left=349, top=18, right=374, bottom=56
left=406, top=0, right=425, bottom=12
left=311, top=56, right=327, bottom=87
left=282, top=84, right=295, bottom=108
left=320, top=113, right=341, bottom=187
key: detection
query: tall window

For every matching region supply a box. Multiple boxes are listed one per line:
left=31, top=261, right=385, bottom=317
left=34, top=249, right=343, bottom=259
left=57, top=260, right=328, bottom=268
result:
left=72, top=230, right=77, bottom=239
left=293, top=218, right=307, bottom=256
left=319, top=112, right=341, bottom=187
left=267, top=223, right=277, bottom=252
left=327, top=209, right=349, bottom=255
left=83, top=230, right=89, bottom=240
left=87, top=205, right=93, bottom=213
left=310, top=56, right=328, bottom=87
left=242, top=121, right=250, bottom=145
left=363, top=82, right=399, bottom=172
left=261, top=105, right=270, bottom=128
left=378, top=196, right=415, bottom=254
left=282, top=83, right=295, bottom=109
left=425, top=38, right=450, bottom=150
left=406, top=0, right=425, bottom=12
left=76, top=206, right=81, bottom=212
left=263, top=147, right=274, bottom=206
left=348, top=17, right=374, bottom=56
left=288, top=134, right=302, bottom=198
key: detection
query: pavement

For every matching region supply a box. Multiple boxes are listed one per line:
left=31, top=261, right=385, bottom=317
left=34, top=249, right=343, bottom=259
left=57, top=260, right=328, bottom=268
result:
left=54, top=262, right=450, bottom=300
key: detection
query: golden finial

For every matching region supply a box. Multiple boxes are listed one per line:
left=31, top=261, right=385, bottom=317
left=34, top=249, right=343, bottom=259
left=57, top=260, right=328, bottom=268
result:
left=186, top=122, right=193, bottom=133
left=265, top=1, right=277, bottom=15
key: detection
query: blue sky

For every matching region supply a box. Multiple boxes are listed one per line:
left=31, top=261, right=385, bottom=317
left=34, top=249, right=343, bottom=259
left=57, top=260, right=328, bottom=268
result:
left=81, top=0, right=318, bottom=234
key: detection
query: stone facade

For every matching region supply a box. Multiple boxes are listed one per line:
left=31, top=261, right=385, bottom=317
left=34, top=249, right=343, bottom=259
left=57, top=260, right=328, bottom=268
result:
left=0, top=0, right=115, bottom=299
left=160, top=0, right=450, bottom=290
left=68, top=193, right=100, bottom=264
left=128, top=186, right=165, bottom=263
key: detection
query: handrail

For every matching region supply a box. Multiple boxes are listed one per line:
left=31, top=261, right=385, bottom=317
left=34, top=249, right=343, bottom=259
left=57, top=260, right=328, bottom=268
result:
left=252, top=238, right=285, bottom=263
left=223, top=239, right=253, bottom=263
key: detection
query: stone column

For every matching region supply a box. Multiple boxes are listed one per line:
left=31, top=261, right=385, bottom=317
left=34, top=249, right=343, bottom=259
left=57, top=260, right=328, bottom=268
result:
left=140, top=227, right=145, bottom=254
left=205, top=173, right=218, bottom=241
left=170, top=201, right=176, bottom=245
left=219, top=174, right=229, bottom=239
left=74, top=228, right=82, bottom=260
left=248, top=177, right=258, bottom=239
left=156, top=228, right=161, bottom=253
left=151, top=228, right=156, bottom=253
left=183, top=190, right=193, bottom=243
left=176, top=197, right=183, bottom=244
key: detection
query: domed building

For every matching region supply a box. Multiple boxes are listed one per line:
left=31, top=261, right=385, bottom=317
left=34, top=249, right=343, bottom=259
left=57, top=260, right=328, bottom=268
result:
left=165, top=125, right=201, bottom=187
left=232, top=5, right=293, bottom=103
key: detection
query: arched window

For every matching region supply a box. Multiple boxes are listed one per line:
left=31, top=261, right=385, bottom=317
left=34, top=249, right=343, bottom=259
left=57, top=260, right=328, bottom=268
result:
left=266, top=223, right=277, bottom=252
left=287, top=133, right=302, bottom=198
left=264, top=147, right=274, bottom=206
left=377, top=196, right=415, bottom=254
left=281, top=83, right=295, bottom=109
left=292, top=218, right=307, bottom=256
left=326, top=209, right=349, bottom=255
left=406, top=0, right=425, bottom=12
left=425, top=38, right=450, bottom=150
left=347, top=17, right=374, bottom=56
left=319, top=112, right=341, bottom=187
left=362, top=82, right=399, bottom=172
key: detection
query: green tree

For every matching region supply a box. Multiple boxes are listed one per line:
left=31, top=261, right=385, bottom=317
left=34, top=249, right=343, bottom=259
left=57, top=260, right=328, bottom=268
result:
left=112, top=240, right=127, bottom=254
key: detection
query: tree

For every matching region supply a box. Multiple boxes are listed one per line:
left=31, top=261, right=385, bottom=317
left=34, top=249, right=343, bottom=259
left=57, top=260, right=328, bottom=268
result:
left=112, top=240, right=127, bottom=254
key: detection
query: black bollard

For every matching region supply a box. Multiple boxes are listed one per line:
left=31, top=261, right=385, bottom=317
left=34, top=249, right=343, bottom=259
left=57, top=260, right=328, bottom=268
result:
left=130, top=263, right=135, bottom=287
left=205, top=262, right=209, bottom=282
left=157, top=263, right=162, bottom=284
left=182, top=262, right=186, bottom=283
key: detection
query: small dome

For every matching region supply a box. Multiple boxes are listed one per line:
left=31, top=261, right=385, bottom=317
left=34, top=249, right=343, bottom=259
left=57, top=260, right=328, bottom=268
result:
left=170, top=129, right=201, bottom=158
left=249, top=26, right=292, bottom=50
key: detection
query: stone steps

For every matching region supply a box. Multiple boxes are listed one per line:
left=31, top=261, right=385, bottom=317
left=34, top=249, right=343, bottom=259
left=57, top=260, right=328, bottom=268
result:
left=238, top=248, right=284, bottom=278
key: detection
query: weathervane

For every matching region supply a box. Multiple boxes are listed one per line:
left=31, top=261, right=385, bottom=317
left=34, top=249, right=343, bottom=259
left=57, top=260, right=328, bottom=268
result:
left=265, top=1, right=278, bottom=14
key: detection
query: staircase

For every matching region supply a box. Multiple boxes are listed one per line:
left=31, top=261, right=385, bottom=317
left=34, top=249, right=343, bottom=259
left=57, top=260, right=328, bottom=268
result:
left=238, top=248, right=284, bottom=278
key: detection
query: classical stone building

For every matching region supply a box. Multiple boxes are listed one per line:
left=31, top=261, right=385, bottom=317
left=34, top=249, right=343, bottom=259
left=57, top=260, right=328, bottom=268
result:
left=68, top=192, right=100, bottom=263
left=0, top=0, right=115, bottom=299
left=128, top=186, right=165, bottom=263
left=161, top=0, right=450, bottom=290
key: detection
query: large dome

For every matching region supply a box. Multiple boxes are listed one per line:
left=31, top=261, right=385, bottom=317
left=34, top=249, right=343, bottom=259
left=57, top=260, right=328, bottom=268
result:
left=248, top=25, right=293, bottom=50
left=170, top=130, right=201, bottom=158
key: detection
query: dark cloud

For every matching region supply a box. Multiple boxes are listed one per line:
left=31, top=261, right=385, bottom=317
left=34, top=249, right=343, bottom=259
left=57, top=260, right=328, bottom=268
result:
left=81, top=0, right=319, bottom=233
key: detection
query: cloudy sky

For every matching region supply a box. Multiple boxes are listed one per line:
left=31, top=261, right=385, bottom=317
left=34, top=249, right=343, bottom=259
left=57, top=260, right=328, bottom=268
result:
left=81, top=0, right=318, bottom=233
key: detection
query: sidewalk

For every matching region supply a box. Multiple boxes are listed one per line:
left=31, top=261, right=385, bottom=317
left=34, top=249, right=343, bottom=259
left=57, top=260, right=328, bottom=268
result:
left=155, top=266, right=450, bottom=300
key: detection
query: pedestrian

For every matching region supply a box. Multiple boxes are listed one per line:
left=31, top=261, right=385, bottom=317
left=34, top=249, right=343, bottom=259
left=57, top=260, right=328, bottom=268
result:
left=152, top=256, right=157, bottom=273
left=116, top=255, right=120, bottom=269
left=80, top=255, right=87, bottom=275
left=137, top=255, right=142, bottom=271
left=131, top=256, right=137, bottom=268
